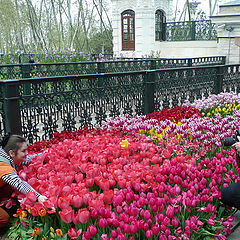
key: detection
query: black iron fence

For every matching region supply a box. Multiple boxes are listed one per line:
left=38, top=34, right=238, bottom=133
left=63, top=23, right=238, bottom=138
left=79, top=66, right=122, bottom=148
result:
left=0, top=63, right=239, bottom=143
left=164, top=20, right=217, bottom=41
left=0, top=56, right=226, bottom=80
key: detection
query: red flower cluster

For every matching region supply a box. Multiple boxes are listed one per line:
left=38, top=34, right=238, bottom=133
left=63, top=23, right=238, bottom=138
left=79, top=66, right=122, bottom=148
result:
left=28, top=126, right=100, bottom=153
left=145, top=106, right=201, bottom=123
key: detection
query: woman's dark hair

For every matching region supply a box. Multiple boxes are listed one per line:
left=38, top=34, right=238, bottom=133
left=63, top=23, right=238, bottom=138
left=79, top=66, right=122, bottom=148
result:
left=0, top=134, right=27, bottom=154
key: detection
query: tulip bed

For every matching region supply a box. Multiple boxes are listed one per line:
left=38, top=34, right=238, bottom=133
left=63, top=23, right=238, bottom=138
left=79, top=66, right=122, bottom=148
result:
left=4, top=92, right=240, bottom=240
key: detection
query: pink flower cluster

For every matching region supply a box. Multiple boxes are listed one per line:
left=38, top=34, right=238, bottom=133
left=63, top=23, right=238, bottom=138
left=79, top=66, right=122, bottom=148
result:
left=16, top=129, right=237, bottom=239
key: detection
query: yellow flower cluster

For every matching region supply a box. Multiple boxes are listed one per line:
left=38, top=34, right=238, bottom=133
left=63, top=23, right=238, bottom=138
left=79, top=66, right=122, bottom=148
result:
left=138, top=122, right=191, bottom=143
left=205, top=103, right=240, bottom=117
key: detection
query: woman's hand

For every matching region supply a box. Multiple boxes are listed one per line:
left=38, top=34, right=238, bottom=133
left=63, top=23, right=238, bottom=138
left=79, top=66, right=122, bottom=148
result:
left=38, top=195, right=55, bottom=211
left=38, top=195, right=48, bottom=205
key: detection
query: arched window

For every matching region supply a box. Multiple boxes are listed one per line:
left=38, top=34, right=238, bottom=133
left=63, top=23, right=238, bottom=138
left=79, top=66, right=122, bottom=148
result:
left=122, top=10, right=135, bottom=51
left=155, top=10, right=166, bottom=41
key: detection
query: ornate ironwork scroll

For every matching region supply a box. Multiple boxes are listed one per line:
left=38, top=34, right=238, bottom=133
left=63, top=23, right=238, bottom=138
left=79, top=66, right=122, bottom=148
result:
left=154, top=67, right=217, bottom=111
left=18, top=73, right=144, bottom=142
left=165, top=20, right=217, bottom=41
left=223, top=65, right=240, bottom=93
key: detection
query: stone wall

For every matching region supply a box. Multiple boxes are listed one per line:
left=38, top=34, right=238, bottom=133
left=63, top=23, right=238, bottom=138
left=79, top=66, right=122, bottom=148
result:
left=154, top=41, right=218, bottom=58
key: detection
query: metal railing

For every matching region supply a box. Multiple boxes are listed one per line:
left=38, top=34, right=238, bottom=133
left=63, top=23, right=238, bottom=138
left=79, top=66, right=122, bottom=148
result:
left=164, top=20, right=217, bottom=41
left=0, top=63, right=239, bottom=143
left=0, top=56, right=226, bottom=80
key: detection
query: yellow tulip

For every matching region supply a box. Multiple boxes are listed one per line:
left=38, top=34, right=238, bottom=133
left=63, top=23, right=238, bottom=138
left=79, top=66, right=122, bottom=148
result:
left=121, top=139, right=129, bottom=150
left=138, top=129, right=145, bottom=134
left=157, top=134, right=162, bottom=140
left=149, top=127, right=156, bottom=136
left=207, top=112, right=211, bottom=117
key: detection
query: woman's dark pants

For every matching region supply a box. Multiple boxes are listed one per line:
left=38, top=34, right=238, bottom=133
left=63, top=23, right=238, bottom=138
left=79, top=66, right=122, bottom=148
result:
left=221, top=182, right=240, bottom=209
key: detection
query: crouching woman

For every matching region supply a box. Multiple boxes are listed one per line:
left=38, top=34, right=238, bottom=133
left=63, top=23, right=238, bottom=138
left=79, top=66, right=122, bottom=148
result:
left=0, top=134, right=47, bottom=229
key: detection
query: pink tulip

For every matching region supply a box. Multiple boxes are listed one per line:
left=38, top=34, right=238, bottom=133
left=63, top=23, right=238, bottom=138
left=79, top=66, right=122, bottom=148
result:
left=143, top=210, right=151, bottom=220
left=101, top=234, right=108, bottom=240
left=152, top=224, right=160, bottom=235
left=111, top=230, right=118, bottom=238
left=208, top=219, right=216, bottom=226
left=145, top=230, right=152, bottom=239
left=166, top=205, right=174, bottom=219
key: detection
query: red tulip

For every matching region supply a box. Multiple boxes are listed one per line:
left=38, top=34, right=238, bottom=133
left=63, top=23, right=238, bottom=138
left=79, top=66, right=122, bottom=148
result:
left=59, top=206, right=74, bottom=223
left=71, top=195, right=83, bottom=208
left=61, top=186, right=71, bottom=196
left=21, top=192, right=37, bottom=209
left=58, top=196, right=71, bottom=210
left=77, top=208, right=90, bottom=224
left=103, top=190, right=114, bottom=204
left=68, top=228, right=82, bottom=239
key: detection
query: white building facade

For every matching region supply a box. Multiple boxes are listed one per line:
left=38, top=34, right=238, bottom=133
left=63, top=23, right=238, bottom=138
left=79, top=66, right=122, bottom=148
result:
left=112, top=0, right=174, bottom=58
left=211, top=0, right=240, bottom=64
left=112, top=0, right=240, bottom=63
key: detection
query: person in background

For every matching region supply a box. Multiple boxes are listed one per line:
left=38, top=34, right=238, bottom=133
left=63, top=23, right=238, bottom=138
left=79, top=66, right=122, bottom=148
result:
left=0, top=134, right=47, bottom=230
left=28, top=56, right=34, bottom=64
left=221, top=137, right=240, bottom=209
left=28, top=56, right=35, bottom=72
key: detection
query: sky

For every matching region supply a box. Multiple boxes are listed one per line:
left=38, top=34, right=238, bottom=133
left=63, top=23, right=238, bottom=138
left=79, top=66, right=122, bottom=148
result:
left=172, top=0, right=231, bottom=19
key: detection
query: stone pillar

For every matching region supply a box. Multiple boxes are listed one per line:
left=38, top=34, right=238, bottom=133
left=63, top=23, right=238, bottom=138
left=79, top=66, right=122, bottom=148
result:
left=211, top=2, right=240, bottom=64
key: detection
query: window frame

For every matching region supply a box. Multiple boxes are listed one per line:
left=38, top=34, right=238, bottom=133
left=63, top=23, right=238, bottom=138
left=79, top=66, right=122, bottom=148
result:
left=155, top=9, right=166, bottom=41
left=121, top=10, right=135, bottom=51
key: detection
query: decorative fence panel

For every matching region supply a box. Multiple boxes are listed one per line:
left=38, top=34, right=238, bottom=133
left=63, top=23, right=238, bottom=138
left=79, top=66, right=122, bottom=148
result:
left=0, top=56, right=226, bottom=80
left=164, top=20, right=217, bottom=41
left=222, top=65, right=240, bottom=93
left=1, top=64, right=239, bottom=143
left=154, top=67, right=218, bottom=110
